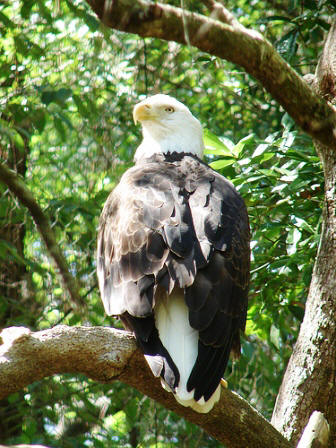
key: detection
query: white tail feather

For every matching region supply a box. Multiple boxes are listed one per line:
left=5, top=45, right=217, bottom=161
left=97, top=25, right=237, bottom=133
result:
left=153, top=291, right=221, bottom=413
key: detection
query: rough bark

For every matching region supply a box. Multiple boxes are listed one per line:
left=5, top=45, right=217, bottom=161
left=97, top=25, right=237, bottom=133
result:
left=0, top=325, right=292, bottom=448
left=86, top=0, right=336, bottom=149
left=271, top=20, right=336, bottom=448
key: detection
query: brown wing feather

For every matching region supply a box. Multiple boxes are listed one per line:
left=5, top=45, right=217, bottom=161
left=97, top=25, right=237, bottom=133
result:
left=185, top=162, right=250, bottom=400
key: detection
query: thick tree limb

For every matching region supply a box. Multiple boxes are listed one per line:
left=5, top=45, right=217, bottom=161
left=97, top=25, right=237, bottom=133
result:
left=0, top=161, right=83, bottom=310
left=86, top=0, right=336, bottom=149
left=0, top=325, right=292, bottom=448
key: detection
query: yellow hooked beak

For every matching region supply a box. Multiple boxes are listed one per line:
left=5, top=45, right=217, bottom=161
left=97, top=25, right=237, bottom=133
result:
left=133, top=102, right=156, bottom=124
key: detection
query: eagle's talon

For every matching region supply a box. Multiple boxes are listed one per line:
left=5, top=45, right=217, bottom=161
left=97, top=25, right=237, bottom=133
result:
left=221, top=378, right=228, bottom=389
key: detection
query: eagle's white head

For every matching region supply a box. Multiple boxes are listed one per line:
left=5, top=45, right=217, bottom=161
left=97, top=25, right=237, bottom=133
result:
left=133, top=94, right=204, bottom=162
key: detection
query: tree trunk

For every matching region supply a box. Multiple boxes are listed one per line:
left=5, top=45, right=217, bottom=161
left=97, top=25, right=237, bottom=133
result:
left=271, top=20, right=336, bottom=447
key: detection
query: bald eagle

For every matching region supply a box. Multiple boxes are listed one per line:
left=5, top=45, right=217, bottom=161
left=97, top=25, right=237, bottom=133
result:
left=97, top=94, right=250, bottom=413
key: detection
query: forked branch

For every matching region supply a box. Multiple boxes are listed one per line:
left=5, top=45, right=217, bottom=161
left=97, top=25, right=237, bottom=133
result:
left=0, top=162, right=83, bottom=310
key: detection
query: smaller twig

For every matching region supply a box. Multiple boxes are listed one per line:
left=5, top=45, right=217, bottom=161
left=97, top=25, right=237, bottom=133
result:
left=0, top=162, right=83, bottom=310
left=296, top=411, right=330, bottom=448
left=201, top=0, right=241, bottom=28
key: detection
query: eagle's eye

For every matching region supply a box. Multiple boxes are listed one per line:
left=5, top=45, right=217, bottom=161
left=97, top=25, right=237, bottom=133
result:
left=165, top=106, right=175, bottom=113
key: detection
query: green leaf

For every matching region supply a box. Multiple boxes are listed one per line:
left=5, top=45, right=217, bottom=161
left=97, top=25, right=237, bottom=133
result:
left=41, top=90, right=56, bottom=105
left=14, top=35, right=28, bottom=54
left=258, top=152, right=275, bottom=163
left=232, top=133, right=254, bottom=157
left=0, top=11, right=15, bottom=28
left=270, top=324, right=281, bottom=349
left=37, top=0, right=53, bottom=23
left=252, top=133, right=280, bottom=157
left=203, top=129, right=233, bottom=156
left=41, top=88, right=72, bottom=106
left=286, top=227, right=301, bottom=255
left=32, top=108, right=47, bottom=133
left=54, top=116, right=66, bottom=141
left=303, top=0, right=319, bottom=10
left=288, top=304, right=304, bottom=322
left=73, top=94, right=90, bottom=118
left=83, top=11, right=100, bottom=32
left=54, top=110, right=73, bottom=130
left=55, top=88, right=73, bottom=104
left=281, top=112, right=295, bottom=131
left=209, top=158, right=235, bottom=170
left=0, top=240, right=26, bottom=265
left=261, top=15, right=292, bottom=23
left=20, top=0, right=34, bottom=19
left=0, top=119, right=25, bottom=149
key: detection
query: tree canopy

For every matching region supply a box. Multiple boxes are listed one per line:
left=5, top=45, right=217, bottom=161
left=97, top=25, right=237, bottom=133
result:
left=0, top=1, right=335, bottom=447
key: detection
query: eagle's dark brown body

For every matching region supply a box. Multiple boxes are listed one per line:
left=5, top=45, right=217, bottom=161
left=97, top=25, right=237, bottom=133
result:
left=97, top=152, right=250, bottom=408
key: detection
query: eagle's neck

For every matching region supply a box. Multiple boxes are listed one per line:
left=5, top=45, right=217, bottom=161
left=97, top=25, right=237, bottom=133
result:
left=134, top=122, right=204, bottom=163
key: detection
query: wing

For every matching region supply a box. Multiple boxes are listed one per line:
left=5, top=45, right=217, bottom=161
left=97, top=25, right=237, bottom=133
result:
left=185, top=163, right=250, bottom=400
left=97, top=154, right=250, bottom=400
left=97, top=157, right=198, bottom=390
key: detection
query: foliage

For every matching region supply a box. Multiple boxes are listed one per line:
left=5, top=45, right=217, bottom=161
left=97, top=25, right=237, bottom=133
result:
left=0, top=0, right=331, bottom=446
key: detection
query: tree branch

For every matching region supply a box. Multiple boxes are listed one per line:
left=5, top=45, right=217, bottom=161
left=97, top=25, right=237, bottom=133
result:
left=0, top=161, right=83, bottom=310
left=297, top=412, right=330, bottom=448
left=0, top=325, right=292, bottom=448
left=201, top=0, right=240, bottom=27
left=86, top=0, right=336, bottom=149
